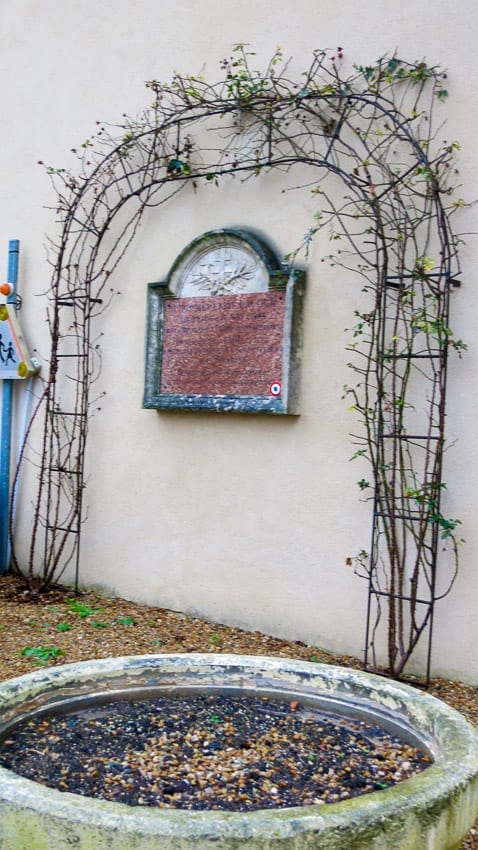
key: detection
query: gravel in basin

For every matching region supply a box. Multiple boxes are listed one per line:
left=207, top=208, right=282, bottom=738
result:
left=0, top=693, right=430, bottom=810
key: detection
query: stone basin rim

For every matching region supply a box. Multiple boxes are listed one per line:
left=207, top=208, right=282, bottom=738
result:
left=1, top=653, right=478, bottom=845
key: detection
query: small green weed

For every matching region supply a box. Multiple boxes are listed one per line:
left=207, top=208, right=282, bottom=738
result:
left=210, top=633, right=222, bottom=645
left=151, top=638, right=163, bottom=646
left=91, top=621, right=110, bottom=629
left=56, top=623, right=72, bottom=632
left=21, top=645, right=65, bottom=664
left=117, top=617, right=135, bottom=626
left=67, top=598, right=101, bottom=618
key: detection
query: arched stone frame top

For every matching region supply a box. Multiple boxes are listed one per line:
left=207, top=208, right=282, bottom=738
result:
left=166, top=228, right=279, bottom=297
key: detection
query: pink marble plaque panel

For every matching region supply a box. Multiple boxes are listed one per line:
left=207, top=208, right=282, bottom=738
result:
left=160, top=291, right=285, bottom=396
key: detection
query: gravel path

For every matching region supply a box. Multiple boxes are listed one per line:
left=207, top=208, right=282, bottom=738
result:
left=0, top=575, right=476, bottom=844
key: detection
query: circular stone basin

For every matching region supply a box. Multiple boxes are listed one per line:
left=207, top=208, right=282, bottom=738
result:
left=0, top=654, right=477, bottom=850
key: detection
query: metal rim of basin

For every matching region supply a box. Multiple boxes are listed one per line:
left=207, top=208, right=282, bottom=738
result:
left=0, top=653, right=477, bottom=850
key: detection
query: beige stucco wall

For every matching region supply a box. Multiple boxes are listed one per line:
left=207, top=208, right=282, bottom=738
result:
left=1, top=0, right=477, bottom=682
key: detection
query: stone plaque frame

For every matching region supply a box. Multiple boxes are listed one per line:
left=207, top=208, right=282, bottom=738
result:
left=143, top=229, right=306, bottom=414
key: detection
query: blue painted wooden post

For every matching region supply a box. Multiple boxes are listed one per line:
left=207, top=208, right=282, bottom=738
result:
left=0, top=239, right=19, bottom=573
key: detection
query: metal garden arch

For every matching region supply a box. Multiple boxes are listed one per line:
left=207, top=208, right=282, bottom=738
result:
left=10, top=47, right=464, bottom=683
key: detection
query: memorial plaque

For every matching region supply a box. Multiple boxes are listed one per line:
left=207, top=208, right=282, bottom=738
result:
left=143, top=229, right=306, bottom=414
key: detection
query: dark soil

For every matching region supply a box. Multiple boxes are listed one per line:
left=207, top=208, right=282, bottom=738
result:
left=0, top=693, right=431, bottom=811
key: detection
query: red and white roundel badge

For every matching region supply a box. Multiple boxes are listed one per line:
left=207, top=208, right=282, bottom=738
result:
left=269, top=381, right=282, bottom=397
